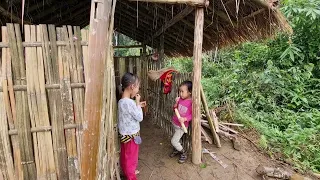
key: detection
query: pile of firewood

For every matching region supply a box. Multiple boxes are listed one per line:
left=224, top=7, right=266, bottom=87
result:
left=200, top=87, right=242, bottom=150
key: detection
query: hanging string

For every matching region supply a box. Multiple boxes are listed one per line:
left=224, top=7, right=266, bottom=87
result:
left=136, top=1, right=139, bottom=28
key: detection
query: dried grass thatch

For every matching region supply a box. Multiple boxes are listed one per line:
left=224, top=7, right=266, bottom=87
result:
left=0, top=0, right=292, bottom=57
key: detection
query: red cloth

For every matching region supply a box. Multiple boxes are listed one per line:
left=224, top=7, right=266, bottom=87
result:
left=159, top=70, right=175, bottom=94
left=120, top=140, right=139, bottom=180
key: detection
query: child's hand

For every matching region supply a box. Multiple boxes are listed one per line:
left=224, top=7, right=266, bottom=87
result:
left=140, top=101, right=147, bottom=107
left=135, top=94, right=141, bottom=102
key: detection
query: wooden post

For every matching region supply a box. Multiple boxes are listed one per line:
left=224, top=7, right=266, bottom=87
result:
left=192, top=7, right=204, bottom=165
left=81, top=0, right=115, bottom=179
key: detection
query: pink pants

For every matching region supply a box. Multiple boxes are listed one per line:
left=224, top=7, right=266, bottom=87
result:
left=120, top=140, right=139, bottom=180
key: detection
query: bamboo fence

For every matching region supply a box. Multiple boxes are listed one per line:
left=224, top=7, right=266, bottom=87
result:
left=113, top=54, right=193, bottom=151
left=0, top=23, right=117, bottom=180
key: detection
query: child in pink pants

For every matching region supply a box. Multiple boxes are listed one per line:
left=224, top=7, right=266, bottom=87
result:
left=118, top=73, right=146, bottom=180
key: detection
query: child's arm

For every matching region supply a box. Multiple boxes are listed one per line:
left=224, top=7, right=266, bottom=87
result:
left=126, top=99, right=143, bottom=122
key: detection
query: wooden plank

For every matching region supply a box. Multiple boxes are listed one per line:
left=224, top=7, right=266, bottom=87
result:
left=0, top=26, right=15, bottom=180
left=58, top=27, right=78, bottom=180
left=128, top=0, right=208, bottom=6
left=45, top=24, right=69, bottom=180
left=8, top=23, right=37, bottom=180
left=200, top=86, right=221, bottom=147
left=191, top=8, right=204, bottom=165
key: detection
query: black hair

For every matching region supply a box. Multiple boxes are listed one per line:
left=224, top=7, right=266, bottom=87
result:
left=180, top=80, right=192, bottom=93
left=116, top=73, right=139, bottom=102
left=121, top=72, right=139, bottom=92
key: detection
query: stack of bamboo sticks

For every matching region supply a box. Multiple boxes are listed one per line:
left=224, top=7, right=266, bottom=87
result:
left=200, top=86, right=242, bottom=150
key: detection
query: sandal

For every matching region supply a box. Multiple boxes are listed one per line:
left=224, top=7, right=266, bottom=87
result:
left=178, top=150, right=187, bottom=164
left=169, top=149, right=180, bottom=158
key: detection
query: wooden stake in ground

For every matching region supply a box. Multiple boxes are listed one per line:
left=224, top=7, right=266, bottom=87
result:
left=191, top=7, right=204, bottom=165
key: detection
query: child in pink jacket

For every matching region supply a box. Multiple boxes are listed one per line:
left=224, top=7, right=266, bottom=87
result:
left=170, top=81, right=192, bottom=163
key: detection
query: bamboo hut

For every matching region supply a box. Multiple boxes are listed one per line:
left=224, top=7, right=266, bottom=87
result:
left=0, top=0, right=291, bottom=179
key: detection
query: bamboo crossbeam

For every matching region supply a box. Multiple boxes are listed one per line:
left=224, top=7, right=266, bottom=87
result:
left=0, top=41, right=88, bottom=48
left=8, top=124, right=82, bottom=135
left=0, top=83, right=85, bottom=92
left=128, top=0, right=208, bottom=6
left=113, top=45, right=143, bottom=49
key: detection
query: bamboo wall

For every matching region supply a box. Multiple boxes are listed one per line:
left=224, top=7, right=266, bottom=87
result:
left=0, top=23, right=117, bottom=180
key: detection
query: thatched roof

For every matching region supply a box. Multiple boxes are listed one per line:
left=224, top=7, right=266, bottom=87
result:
left=0, top=0, right=291, bottom=56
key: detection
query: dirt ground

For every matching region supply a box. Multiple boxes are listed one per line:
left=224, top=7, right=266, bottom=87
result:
left=136, top=118, right=307, bottom=180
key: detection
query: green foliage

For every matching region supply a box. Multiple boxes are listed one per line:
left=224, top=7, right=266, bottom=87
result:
left=113, top=32, right=141, bottom=56
left=166, top=0, right=320, bottom=172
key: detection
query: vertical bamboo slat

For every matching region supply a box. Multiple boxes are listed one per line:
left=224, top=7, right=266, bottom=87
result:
left=0, top=26, right=15, bottom=180
left=36, top=25, right=57, bottom=179
left=8, top=24, right=37, bottom=180
left=58, top=27, right=78, bottom=180
left=71, top=26, right=85, bottom=177
left=44, top=24, right=69, bottom=179
left=119, top=58, right=126, bottom=78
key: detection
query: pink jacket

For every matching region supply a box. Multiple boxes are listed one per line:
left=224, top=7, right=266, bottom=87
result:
left=172, top=98, right=192, bottom=128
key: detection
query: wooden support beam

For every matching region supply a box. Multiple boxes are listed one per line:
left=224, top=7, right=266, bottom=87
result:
left=128, top=0, right=208, bottom=7
left=145, top=6, right=194, bottom=43
left=191, top=7, right=204, bottom=165
left=80, top=0, right=114, bottom=179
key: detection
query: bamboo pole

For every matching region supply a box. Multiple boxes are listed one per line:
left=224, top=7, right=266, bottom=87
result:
left=0, top=41, right=88, bottom=48
left=200, top=86, right=221, bottom=147
left=0, top=83, right=85, bottom=92
left=81, top=0, right=115, bottom=179
left=191, top=7, right=204, bottom=165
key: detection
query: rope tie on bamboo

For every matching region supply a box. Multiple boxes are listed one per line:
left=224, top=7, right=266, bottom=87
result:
left=21, top=161, right=34, bottom=165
